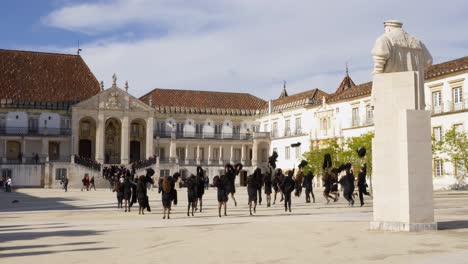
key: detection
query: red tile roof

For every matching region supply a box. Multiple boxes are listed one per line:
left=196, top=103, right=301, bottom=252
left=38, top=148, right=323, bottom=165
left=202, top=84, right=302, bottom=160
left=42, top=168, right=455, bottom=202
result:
left=425, top=56, right=468, bottom=80
left=326, top=81, right=373, bottom=103
left=0, top=49, right=100, bottom=104
left=140, top=88, right=267, bottom=115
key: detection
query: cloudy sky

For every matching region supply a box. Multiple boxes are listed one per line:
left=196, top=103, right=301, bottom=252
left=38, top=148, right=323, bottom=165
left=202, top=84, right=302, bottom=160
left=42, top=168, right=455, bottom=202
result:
left=1, top=0, right=467, bottom=99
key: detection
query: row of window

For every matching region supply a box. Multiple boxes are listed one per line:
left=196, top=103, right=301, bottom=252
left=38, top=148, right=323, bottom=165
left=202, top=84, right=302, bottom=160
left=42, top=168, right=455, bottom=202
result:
left=432, top=86, right=463, bottom=108
left=432, top=123, right=464, bottom=142
left=156, top=122, right=259, bottom=133
left=272, top=146, right=301, bottom=160
left=265, top=117, right=302, bottom=134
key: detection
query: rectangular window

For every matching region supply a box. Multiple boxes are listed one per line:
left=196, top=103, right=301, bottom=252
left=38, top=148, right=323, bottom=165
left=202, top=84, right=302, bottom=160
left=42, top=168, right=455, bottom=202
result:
left=295, top=117, right=302, bottom=135
left=29, top=118, right=38, bottom=132
left=432, top=91, right=442, bottom=113
left=160, top=169, right=170, bottom=177
left=285, top=120, right=291, bottom=136
left=352, top=107, right=360, bottom=126
left=366, top=105, right=373, bottom=124
left=434, top=160, right=443, bottom=177
left=285, top=146, right=290, bottom=160
left=55, top=168, right=67, bottom=180
left=295, top=146, right=301, bottom=158
left=214, top=124, right=222, bottom=135
left=263, top=124, right=268, bottom=132
left=213, top=148, right=220, bottom=160
left=176, top=123, right=184, bottom=134
left=234, top=148, right=241, bottom=161
left=272, top=122, right=278, bottom=138
left=433, top=127, right=442, bottom=142
left=159, top=147, right=165, bottom=159
left=131, top=124, right=140, bottom=138
left=81, top=122, right=90, bottom=137
left=176, top=147, right=185, bottom=160
left=195, top=124, right=203, bottom=135
left=454, top=160, right=465, bottom=178
left=453, top=86, right=463, bottom=104
left=233, top=125, right=241, bottom=135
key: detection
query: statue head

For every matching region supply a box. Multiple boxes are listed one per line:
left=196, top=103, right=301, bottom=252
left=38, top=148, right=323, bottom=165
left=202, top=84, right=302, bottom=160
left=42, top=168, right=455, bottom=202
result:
left=384, top=20, right=403, bottom=33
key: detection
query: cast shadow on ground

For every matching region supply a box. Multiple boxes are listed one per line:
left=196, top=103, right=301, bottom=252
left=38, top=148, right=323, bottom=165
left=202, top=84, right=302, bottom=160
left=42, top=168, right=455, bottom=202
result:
left=0, top=229, right=107, bottom=243
left=0, top=247, right=113, bottom=258
left=437, top=220, right=468, bottom=230
left=0, top=241, right=99, bottom=252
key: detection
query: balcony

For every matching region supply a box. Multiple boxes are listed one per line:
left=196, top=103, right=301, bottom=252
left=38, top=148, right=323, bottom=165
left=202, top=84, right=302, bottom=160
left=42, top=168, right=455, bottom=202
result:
left=154, top=131, right=253, bottom=140
left=431, top=100, right=468, bottom=115
left=270, top=129, right=306, bottom=139
left=0, top=127, right=71, bottom=137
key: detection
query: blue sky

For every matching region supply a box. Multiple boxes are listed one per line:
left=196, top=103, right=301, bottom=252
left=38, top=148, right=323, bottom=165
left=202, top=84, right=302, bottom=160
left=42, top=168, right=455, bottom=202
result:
left=2, top=0, right=468, bottom=98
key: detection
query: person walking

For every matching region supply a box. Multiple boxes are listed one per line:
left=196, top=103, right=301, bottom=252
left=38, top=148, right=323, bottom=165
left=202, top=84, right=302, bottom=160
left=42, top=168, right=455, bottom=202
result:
left=90, top=176, right=96, bottom=191
left=5, top=176, right=12, bottom=192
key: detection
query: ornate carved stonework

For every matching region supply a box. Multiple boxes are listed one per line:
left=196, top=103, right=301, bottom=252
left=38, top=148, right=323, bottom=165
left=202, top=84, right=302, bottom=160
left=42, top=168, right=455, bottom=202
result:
left=105, top=92, right=122, bottom=109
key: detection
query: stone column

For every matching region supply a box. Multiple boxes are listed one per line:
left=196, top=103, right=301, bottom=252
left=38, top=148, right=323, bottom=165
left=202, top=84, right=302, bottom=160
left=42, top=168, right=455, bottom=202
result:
left=169, top=141, right=176, bottom=160
left=196, top=144, right=200, bottom=165
left=207, top=144, right=212, bottom=165
left=41, top=138, right=49, bottom=161
left=146, top=116, right=154, bottom=159
left=241, top=144, right=246, bottom=165
left=219, top=145, right=223, bottom=165
left=96, top=112, right=105, bottom=163
left=121, top=115, right=130, bottom=164
left=21, top=138, right=26, bottom=163
left=185, top=144, right=189, bottom=165
left=229, top=145, right=234, bottom=164
left=2, top=139, right=7, bottom=163
left=252, top=142, right=258, bottom=167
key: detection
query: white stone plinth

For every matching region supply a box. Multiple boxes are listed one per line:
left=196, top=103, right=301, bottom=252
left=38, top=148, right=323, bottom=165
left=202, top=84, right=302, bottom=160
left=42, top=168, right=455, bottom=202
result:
left=371, top=71, right=436, bottom=232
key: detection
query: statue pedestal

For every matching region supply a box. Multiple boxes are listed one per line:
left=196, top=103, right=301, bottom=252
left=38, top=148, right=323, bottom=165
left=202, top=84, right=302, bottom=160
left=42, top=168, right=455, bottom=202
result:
left=370, top=71, right=437, bottom=232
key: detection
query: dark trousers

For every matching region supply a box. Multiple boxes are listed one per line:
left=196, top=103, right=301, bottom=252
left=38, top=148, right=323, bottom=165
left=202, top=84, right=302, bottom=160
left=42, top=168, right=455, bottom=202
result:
left=257, top=189, right=262, bottom=204
left=284, top=192, right=292, bottom=211
left=359, top=189, right=370, bottom=205
left=305, top=188, right=314, bottom=202
left=343, top=191, right=354, bottom=203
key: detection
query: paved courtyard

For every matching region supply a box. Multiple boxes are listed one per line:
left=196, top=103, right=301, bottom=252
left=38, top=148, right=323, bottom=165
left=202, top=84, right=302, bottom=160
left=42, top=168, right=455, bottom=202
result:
left=1, top=187, right=468, bottom=264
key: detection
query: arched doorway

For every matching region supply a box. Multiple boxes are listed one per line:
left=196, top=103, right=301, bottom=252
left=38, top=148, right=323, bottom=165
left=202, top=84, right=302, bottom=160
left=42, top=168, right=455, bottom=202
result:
left=105, top=118, right=121, bottom=164
left=130, top=119, right=146, bottom=162
left=78, top=117, right=96, bottom=159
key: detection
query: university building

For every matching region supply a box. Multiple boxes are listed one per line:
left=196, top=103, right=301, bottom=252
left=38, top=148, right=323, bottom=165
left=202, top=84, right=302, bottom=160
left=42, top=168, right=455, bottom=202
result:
left=0, top=49, right=466, bottom=189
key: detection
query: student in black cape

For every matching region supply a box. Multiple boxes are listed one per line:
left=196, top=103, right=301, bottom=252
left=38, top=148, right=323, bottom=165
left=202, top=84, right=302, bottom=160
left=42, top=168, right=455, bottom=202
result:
left=186, top=174, right=198, bottom=217
left=357, top=164, right=371, bottom=207
left=136, top=175, right=148, bottom=215
left=195, top=166, right=205, bottom=212
left=213, top=175, right=228, bottom=217
left=303, top=171, right=315, bottom=203
left=281, top=169, right=295, bottom=212
left=339, top=163, right=355, bottom=206
left=272, top=168, right=284, bottom=204
left=247, top=168, right=262, bottom=215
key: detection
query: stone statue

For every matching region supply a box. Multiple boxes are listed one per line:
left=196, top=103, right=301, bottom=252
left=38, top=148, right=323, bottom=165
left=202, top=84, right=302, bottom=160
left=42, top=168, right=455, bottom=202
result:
left=371, top=20, right=433, bottom=110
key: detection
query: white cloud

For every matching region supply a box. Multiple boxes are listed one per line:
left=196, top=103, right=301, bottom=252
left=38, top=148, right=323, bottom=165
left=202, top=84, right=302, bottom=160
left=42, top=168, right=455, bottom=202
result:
left=43, top=0, right=468, bottom=99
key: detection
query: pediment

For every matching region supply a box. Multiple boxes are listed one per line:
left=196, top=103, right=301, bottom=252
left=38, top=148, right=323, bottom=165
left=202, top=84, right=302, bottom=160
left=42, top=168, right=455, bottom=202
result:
left=73, top=86, right=153, bottom=111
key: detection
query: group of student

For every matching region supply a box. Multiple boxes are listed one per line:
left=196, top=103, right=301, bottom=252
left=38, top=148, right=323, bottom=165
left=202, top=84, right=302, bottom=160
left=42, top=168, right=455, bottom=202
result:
left=110, top=147, right=371, bottom=219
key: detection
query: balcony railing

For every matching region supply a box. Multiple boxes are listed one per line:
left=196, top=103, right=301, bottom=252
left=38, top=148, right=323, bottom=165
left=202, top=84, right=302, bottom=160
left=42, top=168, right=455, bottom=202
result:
left=431, top=100, right=468, bottom=115
left=270, top=129, right=306, bottom=139
left=154, top=131, right=253, bottom=140
left=0, top=127, right=71, bottom=136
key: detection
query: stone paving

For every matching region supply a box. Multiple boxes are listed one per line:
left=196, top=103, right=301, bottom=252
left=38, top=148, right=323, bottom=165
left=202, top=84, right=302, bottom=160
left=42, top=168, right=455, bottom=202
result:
left=1, top=187, right=468, bottom=263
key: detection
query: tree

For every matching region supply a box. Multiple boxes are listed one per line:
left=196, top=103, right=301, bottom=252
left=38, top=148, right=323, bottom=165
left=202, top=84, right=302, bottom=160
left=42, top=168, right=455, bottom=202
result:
left=302, top=138, right=343, bottom=177
left=437, top=126, right=468, bottom=188
left=302, top=132, right=374, bottom=190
